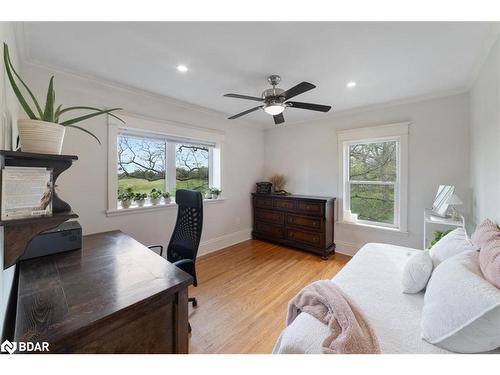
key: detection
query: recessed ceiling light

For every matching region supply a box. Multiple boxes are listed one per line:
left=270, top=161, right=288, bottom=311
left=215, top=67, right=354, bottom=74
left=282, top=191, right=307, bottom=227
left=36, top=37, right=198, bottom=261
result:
left=347, top=81, right=357, bottom=88
left=176, top=64, right=188, bottom=73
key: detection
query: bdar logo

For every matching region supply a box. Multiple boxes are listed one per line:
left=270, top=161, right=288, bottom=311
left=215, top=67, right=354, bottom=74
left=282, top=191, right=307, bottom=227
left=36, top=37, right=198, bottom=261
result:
left=1, top=339, right=17, bottom=354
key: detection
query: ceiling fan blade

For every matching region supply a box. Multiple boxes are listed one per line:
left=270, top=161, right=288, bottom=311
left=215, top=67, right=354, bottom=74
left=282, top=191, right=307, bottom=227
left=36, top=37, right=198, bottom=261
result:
left=286, top=101, right=332, bottom=112
left=228, top=106, right=263, bottom=120
left=273, top=113, right=285, bottom=125
left=224, top=93, right=264, bottom=102
left=282, top=82, right=316, bottom=100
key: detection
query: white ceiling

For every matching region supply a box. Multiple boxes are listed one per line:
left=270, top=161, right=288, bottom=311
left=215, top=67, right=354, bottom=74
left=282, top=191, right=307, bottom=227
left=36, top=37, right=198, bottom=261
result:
left=21, top=22, right=493, bottom=127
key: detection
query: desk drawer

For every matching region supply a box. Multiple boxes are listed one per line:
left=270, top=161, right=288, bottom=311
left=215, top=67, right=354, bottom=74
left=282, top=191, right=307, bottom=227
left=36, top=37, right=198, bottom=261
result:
left=286, top=214, right=323, bottom=232
left=286, top=228, right=322, bottom=246
left=273, top=199, right=295, bottom=211
left=255, top=209, right=285, bottom=225
left=296, top=200, right=324, bottom=216
left=255, top=222, right=284, bottom=239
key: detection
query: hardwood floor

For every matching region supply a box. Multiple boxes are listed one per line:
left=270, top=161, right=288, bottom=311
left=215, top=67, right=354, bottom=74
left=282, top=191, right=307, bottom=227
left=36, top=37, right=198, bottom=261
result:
left=188, top=239, right=350, bottom=354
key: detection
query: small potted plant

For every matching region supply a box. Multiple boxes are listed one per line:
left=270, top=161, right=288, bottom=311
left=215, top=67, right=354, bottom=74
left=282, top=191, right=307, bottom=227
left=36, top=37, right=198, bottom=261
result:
left=162, top=191, right=171, bottom=204
left=149, top=188, right=162, bottom=205
left=134, top=192, right=147, bottom=207
left=3, top=43, right=124, bottom=154
left=118, top=187, right=134, bottom=209
left=210, top=187, right=222, bottom=199
left=204, top=189, right=212, bottom=199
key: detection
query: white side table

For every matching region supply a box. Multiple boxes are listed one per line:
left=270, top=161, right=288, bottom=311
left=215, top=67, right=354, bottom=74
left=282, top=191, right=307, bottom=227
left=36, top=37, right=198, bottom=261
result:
left=423, top=208, right=464, bottom=249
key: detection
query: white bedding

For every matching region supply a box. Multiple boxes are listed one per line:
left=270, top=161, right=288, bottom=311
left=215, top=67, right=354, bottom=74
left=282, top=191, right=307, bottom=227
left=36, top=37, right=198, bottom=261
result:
left=273, top=243, right=452, bottom=354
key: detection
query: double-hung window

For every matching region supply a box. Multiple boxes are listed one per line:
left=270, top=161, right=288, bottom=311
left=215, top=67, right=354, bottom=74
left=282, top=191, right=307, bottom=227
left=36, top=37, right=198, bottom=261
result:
left=338, top=123, right=409, bottom=232
left=107, top=114, right=223, bottom=213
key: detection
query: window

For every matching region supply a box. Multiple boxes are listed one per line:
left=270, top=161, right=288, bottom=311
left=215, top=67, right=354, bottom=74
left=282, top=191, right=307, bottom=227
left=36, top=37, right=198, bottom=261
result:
left=338, top=123, right=409, bottom=231
left=107, top=113, right=223, bottom=213
left=118, top=134, right=167, bottom=194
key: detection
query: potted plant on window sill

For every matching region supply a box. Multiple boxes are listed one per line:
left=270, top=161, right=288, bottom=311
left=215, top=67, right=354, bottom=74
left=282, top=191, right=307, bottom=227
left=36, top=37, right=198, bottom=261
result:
left=149, top=188, right=162, bottom=205
left=118, top=187, right=135, bottom=209
left=162, top=191, right=171, bottom=204
left=3, top=43, right=124, bottom=154
left=210, top=187, right=222, bottom=199
left=134, top=192, right=147, bottom=207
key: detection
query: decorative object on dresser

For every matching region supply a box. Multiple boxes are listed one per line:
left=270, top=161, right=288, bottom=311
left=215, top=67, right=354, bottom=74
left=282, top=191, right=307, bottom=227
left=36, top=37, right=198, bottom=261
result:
left=252, top=193, right=335, bottom=259
left=14, top=231, right=192, bottom=353
left=269, top=174, right=289, bottom=195
left=255, top=181, right=272, bottom=194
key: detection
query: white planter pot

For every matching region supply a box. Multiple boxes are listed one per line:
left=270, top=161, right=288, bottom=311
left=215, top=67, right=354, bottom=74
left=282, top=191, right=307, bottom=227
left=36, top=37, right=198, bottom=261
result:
left=135, top=199, right=145, bottom=207
left=121, top=199, right=131, bottom=209
left=212, top=194, right=219, bottom=199
left=150, top=197, right=161, bottom=205
left=163, top=197, right=171, bottom=204
left=18, top=119, right=65, bottom=154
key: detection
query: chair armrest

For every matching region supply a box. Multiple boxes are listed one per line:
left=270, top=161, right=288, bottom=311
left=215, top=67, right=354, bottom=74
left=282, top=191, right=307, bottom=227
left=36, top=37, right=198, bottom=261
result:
left=147, top=244, right=164, bottom=256
left=173, top=259, right=194, bottom=274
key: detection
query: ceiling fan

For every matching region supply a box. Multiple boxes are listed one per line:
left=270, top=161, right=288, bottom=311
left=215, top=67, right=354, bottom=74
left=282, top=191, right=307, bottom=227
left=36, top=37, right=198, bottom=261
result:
left=223, top=75, right=332, bottom=125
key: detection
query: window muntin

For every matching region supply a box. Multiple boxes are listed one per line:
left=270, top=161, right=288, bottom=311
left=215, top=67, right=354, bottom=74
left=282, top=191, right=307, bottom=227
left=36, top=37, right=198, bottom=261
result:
left=345, top=139, right=399, bottom=227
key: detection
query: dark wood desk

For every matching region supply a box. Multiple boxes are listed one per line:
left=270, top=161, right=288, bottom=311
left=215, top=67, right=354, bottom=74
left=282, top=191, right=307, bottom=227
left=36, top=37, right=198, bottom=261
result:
left=14, top=230, right=193, bottom=353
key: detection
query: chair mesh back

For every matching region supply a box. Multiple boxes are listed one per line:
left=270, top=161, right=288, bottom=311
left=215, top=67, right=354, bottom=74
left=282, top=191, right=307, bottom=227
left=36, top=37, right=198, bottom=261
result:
left=167, top=190, right=203, bottom=263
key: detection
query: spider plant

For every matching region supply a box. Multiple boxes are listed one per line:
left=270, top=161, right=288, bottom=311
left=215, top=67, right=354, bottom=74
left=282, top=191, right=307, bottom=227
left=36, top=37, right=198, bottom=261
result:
left=3, top=43, right=124, bottom=144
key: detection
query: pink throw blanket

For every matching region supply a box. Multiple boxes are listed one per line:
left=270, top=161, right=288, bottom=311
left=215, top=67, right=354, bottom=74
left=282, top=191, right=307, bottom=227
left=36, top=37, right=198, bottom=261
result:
left=287, top=280, right=381, bottom=354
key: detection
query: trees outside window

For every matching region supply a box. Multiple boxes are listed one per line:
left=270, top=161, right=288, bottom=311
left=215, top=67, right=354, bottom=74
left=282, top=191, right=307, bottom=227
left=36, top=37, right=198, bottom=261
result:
left=348, top=141, right=397, bottom=225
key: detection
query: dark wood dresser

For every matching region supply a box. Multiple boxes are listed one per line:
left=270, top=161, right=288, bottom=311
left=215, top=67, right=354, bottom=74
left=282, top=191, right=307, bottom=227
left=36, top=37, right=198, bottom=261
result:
left=252, top=194, right=336, bottom=259
left=14, top=230, right=192, bottom=354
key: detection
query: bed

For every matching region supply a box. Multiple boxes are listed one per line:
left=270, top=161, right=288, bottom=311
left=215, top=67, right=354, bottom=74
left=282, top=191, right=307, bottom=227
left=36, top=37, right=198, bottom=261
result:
left=273, top=243, right=468, bottom=354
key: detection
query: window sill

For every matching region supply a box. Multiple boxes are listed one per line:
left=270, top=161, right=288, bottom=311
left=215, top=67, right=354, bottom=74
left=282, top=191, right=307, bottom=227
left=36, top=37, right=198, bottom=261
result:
left=106, top=198, right=225, bottom=217
left=336, top=220, right=409, bottom=236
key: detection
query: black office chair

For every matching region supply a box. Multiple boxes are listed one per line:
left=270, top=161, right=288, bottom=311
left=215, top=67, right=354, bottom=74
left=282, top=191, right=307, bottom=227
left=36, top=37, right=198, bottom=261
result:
left=148, top=189, right=203, bottom=330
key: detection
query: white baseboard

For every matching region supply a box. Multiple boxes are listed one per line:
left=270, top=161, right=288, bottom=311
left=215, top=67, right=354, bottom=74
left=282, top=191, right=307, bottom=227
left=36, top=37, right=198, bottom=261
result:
left=335, top=240, right=362, bottom=257
left=198, top=228, right=252, bottom=256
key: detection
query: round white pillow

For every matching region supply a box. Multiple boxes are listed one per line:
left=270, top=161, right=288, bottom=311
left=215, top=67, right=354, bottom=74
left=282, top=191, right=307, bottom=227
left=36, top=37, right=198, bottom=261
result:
left=401, top=250, right=433, bottom=294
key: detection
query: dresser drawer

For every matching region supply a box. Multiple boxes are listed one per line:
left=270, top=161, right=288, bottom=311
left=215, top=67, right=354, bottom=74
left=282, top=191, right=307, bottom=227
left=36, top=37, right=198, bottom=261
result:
left=254, top=196, right=274, bottom=209
left=286, top=214, right=323, bottom=232
left=286, top=228, right=322, bottom=246
left=296, top=200, right=324, bottom=216
left=255, top=209, right=285, bottom=225
left=273, top=199, right=295, bottom=211
left=255, top=222, right=284, bottom=239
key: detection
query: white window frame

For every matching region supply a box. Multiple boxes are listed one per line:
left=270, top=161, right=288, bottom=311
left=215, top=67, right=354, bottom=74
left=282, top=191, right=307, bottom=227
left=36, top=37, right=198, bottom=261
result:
left=337, top=122, right=409, bottom=233
left=106, top=112, right=224, bottom=216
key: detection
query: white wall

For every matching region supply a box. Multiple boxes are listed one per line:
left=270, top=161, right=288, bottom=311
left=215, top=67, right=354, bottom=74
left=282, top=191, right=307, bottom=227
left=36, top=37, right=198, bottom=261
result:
left=0, top=22, right=20, bottom=339
left=470, top=35, right=500, bottom=225
left=265, top=93, right=471, bottom=254
left=20, top=63, right=265, bottom=256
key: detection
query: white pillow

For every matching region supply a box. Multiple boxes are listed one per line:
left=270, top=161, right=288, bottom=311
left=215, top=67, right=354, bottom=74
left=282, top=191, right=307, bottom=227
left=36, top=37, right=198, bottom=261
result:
left=421, top=251, right=500, bottom=353
left=429, top=227, right=477, bottom=266
left=401, top=250, right=433, bottom=294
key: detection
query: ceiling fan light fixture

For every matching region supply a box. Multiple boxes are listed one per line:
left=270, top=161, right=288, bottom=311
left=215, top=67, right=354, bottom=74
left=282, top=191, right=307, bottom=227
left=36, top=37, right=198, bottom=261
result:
left=264, top=104, right=285, bottom=116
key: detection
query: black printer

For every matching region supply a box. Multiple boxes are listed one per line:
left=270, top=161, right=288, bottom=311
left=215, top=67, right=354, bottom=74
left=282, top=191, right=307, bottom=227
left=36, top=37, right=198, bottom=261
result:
left=21, top=220, right=82, bottom=260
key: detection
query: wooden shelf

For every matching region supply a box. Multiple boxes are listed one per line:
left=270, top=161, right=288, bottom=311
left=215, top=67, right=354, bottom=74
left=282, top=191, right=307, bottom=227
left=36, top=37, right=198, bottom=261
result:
left=0, top=211, right=78, bottom=226
left=1, top=150, right=79, bottom=269
left=0, top=150, right=78, bottom=160
left=2, top=212, right=79, bottom=269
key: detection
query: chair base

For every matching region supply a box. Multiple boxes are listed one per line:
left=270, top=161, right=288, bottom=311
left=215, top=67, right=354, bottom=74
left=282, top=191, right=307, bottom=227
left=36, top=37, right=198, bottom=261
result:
left=189, top=297, right=198, bottom=308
